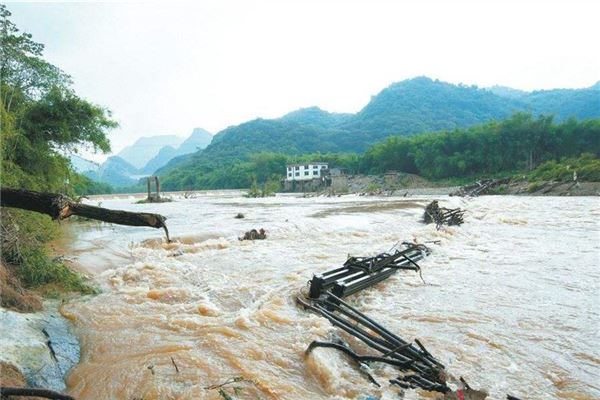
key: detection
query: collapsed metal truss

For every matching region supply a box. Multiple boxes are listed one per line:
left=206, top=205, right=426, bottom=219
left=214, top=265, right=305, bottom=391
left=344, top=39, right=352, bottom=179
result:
left=308, top=242, right=430, bottom=301
left=298, top=292, right=449, bottom=393
left=300, top=242, right=451, bottom=393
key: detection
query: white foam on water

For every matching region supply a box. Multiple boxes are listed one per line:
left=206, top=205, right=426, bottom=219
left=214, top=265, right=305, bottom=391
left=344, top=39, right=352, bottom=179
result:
left=61, top=194, right=600, bottom=399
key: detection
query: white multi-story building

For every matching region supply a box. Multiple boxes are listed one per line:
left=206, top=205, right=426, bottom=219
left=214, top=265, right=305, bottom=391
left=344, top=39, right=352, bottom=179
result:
left=286, top=162, right=328, bottom=181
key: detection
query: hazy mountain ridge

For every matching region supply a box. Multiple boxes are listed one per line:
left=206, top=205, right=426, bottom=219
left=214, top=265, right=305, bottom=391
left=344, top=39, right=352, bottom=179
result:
left=69, top=154, right=100, bottom=174
left=141, top=128, right=213, bottom=174
left=73, top=128, right=213, bottom=186
left=83, top=156, right=139, bottom=187
left=117, top=135, right=185, bottom=169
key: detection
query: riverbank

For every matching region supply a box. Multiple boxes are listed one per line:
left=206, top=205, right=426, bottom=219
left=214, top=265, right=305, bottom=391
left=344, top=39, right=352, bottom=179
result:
left=0, top=300, right=80, bottom=393
left=503, top=180, right=600, bottom=196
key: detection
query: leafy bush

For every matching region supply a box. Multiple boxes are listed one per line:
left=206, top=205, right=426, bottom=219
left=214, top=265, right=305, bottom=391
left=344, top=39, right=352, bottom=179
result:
left=1, top=210, right=95, bottom=293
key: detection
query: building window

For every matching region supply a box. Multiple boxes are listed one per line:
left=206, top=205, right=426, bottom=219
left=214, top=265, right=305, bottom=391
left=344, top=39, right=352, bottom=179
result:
left=287, top=167, right=291, bottom=171
left=288, top=173, right=292, bottom=177
left=313, top=170, right=318, bottom=175
left=304, top=165, right=309, bottom=169
left=304, top=171, right=309, bottom=176
left=295, top=166, right=299, bottom=170
left=313, top=165, right=318, bottom=169
left=295, top=172, right=299, bottom=176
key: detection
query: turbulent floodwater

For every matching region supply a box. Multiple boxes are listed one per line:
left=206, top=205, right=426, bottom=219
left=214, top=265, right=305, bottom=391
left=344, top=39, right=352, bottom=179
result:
left=60, top=193, right=600, bottom=400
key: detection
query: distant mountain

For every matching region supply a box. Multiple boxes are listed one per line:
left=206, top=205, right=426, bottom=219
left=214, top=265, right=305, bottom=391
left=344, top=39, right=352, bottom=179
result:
left=523, top=88, right=600, bottom=121
left=279, top=106, right=353, bottom=128
left=341, top=77, right=524, bottom=138
left=117, top=135, right=185, bottom=169
left=204, top=108, right=349, bottom=165
left=69, top=154, right=100, bottom=174
left=159, top=77, right=600, bottom=191
left=84, top=156, right=139, bottom=187
left=486, top=85, right=528, bottom=99
left=141, top=146, right=179, bottom=175
left=177, top=128, right=213, bottom=155
left=140, top=128, right=213, bottom=174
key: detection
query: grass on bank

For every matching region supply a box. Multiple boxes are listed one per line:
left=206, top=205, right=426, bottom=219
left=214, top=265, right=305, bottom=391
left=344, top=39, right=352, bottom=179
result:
left=1, top=210, right=97, bottom=308
left=525, top=153, right=600, bottom=182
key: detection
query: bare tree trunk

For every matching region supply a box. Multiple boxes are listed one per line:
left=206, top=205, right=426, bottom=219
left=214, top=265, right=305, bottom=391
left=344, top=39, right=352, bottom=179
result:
left=1, top=188, right=170, bottom=241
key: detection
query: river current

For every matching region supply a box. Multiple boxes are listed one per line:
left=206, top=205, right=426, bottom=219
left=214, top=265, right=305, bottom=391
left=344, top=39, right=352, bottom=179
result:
left=60, top=193, right=599, bottom=399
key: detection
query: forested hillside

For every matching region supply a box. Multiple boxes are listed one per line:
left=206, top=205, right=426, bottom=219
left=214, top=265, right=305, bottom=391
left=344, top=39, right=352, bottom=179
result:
left=159, top=77, right=599, bottom=190
left=158, top=114, right=600, bottom=191
left=0, top=5, right=116, bottom=299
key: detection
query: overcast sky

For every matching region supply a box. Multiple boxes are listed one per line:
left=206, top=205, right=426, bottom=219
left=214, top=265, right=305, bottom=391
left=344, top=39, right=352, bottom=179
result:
left=5, top=0, right=600, bottom=159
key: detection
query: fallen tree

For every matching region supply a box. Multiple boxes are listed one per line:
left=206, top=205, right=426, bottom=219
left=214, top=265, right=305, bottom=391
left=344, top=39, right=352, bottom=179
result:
left=1, top=188, right=170, bottom=241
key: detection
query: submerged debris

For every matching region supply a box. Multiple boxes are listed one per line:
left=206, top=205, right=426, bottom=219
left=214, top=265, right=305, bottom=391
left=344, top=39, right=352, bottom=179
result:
left=204, top=376, right=256, bottom=400
left=239, top=228, right=267, bottom=241
left=423, top=200, right=464, bottom=228
left=299, top=240, right=493, bottom=399
left=299, top=293, right=454, bottom=394
left=451, top=178, right=510, bottom=197
left=234, top=213, right=245, bottom=219
left=309, top=242, right=430, bottom=300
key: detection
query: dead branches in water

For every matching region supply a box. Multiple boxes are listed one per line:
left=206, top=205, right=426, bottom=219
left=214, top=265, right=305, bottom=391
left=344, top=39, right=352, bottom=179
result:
left=423, top=200, right=464, bottom=228
left=451, top=178, right=510, bottom=197
left=239, top=228, right=266, bottom=241
left=1, top=188, right=170, bottom=241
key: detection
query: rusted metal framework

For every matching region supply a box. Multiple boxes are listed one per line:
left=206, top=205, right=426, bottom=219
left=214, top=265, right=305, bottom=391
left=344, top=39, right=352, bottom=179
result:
left=308, top=242, right=429, bottom=301
left=300, top=242, right=450, bottom=393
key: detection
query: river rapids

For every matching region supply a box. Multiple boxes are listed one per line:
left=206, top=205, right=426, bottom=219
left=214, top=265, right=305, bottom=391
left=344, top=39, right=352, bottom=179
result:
left=59, top=193, right=599, bottom=400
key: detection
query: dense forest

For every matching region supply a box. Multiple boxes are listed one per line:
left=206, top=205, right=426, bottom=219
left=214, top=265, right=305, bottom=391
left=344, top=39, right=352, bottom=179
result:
left=0, top=5, right=116, bottom=300
left=158, top=113, right=600, bottom=191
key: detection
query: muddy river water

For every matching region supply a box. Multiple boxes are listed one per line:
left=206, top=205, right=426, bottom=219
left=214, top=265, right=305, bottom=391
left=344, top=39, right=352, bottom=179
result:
left=60, top=193, right=599, bottom=399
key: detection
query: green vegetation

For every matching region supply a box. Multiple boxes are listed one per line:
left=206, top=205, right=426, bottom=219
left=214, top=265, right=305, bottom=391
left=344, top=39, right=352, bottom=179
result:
left=1, top=5, right=115, bottom=294
left=245, top=176, right=281, bottom=197
left=157, top=77, right=600, bottom=191
left=159, top=113, right=599, bottom=191
left=526, top=153, right=600, bottom=183
left=360, top=114, right=600, bottom=180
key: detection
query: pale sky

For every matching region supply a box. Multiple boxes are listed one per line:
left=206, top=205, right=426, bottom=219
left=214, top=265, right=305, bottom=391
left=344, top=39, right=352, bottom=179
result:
left=5, top=0, right=600, bottom=159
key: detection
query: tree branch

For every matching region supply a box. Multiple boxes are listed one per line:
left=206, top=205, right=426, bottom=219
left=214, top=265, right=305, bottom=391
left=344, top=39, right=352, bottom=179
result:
left=1, top=188, right=170, bottom=241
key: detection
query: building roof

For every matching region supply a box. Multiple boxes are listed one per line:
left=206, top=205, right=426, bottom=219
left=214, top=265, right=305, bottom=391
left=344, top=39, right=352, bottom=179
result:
left=286, top=162, right=329, bottom=167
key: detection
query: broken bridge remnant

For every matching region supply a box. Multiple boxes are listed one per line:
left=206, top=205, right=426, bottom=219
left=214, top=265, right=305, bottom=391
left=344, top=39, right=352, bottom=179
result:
left=0, top=188, right=170, bottom=242
left=423, top=200, right=464, bottom=228
left=299, top=242, right=455, bottom=394
left=308, top=242, right=429, bottom=301
left=298, top=292, right=451, bottom=393
left=299, top=242, right=491, bottom=398
left=137, top=176, right=172, bottom=203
